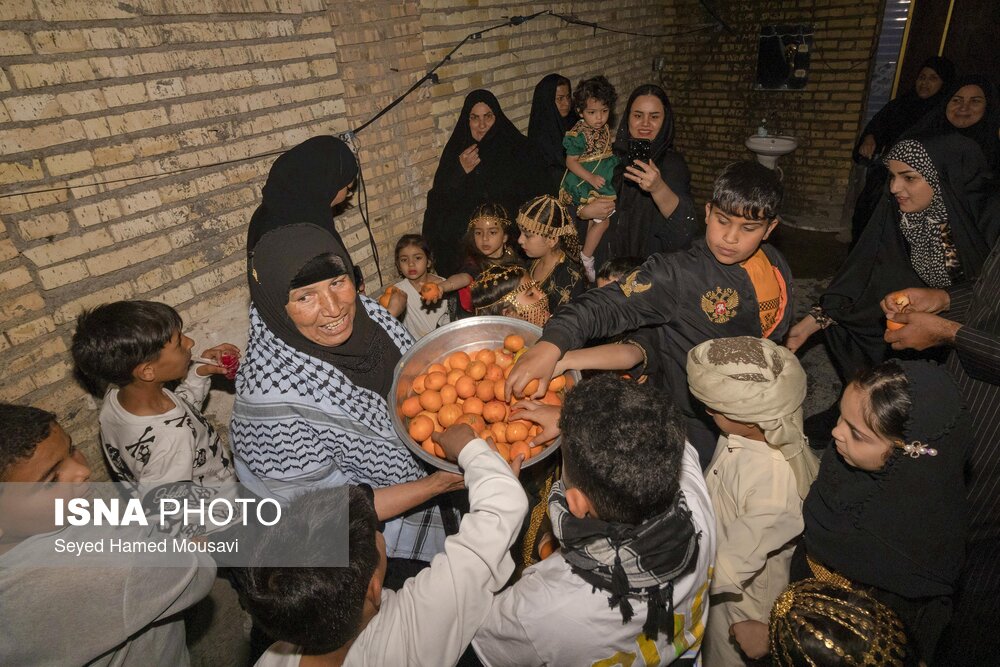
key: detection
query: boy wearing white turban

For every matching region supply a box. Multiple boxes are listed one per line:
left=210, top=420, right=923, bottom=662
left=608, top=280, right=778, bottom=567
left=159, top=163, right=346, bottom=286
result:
left=686, top=336, right=819, bottom=665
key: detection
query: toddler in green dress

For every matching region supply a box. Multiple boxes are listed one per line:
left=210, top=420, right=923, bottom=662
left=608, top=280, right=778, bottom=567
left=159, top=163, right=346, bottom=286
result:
left=560, top=75, right=619, bottom=281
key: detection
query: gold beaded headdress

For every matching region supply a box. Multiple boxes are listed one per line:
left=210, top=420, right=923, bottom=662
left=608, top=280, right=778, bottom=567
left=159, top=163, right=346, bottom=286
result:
left=467, top=203, right=512, bottom=233
left=770, top=579, right=909, bottom=667
left=472, top=263, right=550, bottom=325
left=516, top=195, right=582, bottom=258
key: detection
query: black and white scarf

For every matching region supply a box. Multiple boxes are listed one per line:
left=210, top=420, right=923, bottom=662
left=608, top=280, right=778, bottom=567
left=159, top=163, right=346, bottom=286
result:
left=885, top=140, right=951, bottom=288
left=548, top=480, right=700, bottom=641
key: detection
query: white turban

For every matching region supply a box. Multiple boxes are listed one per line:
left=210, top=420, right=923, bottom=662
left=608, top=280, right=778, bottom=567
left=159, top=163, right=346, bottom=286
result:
left=686, top=336, right=819, bottom=499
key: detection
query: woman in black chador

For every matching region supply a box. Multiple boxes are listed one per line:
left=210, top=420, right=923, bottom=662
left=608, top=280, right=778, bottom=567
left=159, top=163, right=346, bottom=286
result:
left=527, top=73, right=578, bottom=194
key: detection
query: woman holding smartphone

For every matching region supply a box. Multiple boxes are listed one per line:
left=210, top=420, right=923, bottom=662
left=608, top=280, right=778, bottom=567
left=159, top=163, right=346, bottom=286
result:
left=577, top=84, right=697, bottom=267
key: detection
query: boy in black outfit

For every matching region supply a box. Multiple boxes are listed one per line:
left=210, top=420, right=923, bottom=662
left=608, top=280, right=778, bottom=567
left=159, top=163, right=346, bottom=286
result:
left=508, top=161, right=793, bottom=466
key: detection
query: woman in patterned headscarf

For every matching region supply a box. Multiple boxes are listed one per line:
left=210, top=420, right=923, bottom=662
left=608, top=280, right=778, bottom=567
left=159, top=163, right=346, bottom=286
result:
left=787, top=133, right=1000, bottom=380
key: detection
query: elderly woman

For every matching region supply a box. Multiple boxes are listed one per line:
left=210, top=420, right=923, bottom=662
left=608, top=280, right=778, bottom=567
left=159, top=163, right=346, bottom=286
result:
left=231, top=223, right=461, bottom=571
left=422, top=89, right=547, bottom=276
left=788, top=134, right=1000, bottom=380
left=577, top=84, right=698, bottom=267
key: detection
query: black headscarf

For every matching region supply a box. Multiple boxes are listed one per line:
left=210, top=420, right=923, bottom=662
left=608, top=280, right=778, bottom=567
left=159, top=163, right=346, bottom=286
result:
left=908, top=74, right=1000, bottom=170
left=852, top=56, right=954, bottom=163
left=528, top=74, right=579, bottom=194
left=422, top=90, right=546, bottom=276
left=821, top=133, right=998, bottom=377
left=804, top=360, right=969, bottom=599
left=246, top=136, right=359, bottom=253
left=248, top=223, right=400, bottom=398
left=600, top=84, right=695, bottom=263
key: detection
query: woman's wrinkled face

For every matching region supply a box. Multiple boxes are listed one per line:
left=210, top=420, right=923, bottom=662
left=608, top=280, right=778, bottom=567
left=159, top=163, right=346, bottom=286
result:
left=472, top=219, right=507, bottom=258
left=469, top=102, right=496, bottom=142
left=831, top=383, right=896, bottom=471
left=887, top=159, right=934, bottom=213
left=286, top=275, right=357, bottom=347
left=554, top=84, right=572, bottom=118
left=628, top=95, right=665, bottom=140
left=946, top=85, right=987, bottom=129
left=914, top=67, right=944, bottom=100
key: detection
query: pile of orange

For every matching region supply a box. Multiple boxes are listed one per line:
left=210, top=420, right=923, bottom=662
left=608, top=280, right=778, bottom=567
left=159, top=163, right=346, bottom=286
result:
left=402, top=334, right=569, bottom=464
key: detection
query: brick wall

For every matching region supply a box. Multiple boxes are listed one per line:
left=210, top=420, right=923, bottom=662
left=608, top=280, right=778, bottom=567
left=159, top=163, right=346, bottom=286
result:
left=0, top=1, right=671, bottom=476
left=657, top=0, right=881, bottom=230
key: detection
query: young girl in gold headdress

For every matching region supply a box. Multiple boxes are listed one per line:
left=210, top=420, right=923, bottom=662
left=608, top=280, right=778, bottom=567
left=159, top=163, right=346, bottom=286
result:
left=470, top=263, right=550, bottom=327
left=516, top=194, right=585, bottom=313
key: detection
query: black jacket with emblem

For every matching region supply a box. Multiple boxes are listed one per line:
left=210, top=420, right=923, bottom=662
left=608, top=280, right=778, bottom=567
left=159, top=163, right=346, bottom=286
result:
left=540, top=238, right=794, bottom=463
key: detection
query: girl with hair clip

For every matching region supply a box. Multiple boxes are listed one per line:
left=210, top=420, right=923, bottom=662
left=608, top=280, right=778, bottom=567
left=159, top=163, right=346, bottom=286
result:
left=770, top=578, right=917, bottom=667
left=517, top=194, right=586, bottom=312
left=793, top=359, right=969, bottom=663
left=470, top=263, right=550, bottom=327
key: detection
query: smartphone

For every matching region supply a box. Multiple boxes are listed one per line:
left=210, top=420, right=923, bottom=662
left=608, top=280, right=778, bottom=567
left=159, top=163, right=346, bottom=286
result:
left=628, top=139, right=651, bottom=165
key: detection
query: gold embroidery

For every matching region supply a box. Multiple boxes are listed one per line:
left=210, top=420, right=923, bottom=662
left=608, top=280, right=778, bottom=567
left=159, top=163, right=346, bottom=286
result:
left=620, top=269, right=652, bottom=297
left=701, top=287, right=739, bottom=324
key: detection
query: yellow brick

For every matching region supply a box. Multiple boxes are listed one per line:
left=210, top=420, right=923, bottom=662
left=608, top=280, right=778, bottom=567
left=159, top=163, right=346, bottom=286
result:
left=54, top=283, right=133, bottom=325
left=44, top=150, right=96, bottom=177
left=0, top=119, right=87, bottom=154
left=159, top=282, right=195, bottom=307
left=0, top=266, right=32, bottom=290
left=0, top=159, right=44, bottom=185
left=18, top=211, right=71, bottom=241
left=0, top=30, right=34, bottom=56
left=6, top=337, right=67, bottom=376
left=0, top=290, right=45, bottom=322
left=30, top=359, right=72, bottom=388
left=22, top=229, right=113, bottom=266
left=5, top=314, right=56, bottom=345
left=0, top=374, right=37, bottom=402
left=4, top=94, right=62, bottom=122
left=84, top=236, right=173, bottom=276
left=73, top=199, right=122, bottom=227
left=101, top=83, right=148, bottom=107
left=37, top=260, right=89, bottom=290
left=0, top=237, right=18, bottom=262
left=133, top=267, right=172, bottom=293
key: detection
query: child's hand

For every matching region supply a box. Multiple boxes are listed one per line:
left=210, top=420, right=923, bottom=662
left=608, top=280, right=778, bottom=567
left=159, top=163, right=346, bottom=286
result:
left=730, top=620, right=769, bottom=660
left=784, top=315, right=821, bottom=354
left=588, top=174, right=606, bottom=189
left=195, top=344, right=241, bottom=378
left=420, top=281, right=444, bottom=305
left=510, top=400, right=562, bottom=445
left=432, top=424, right=479, bottom=462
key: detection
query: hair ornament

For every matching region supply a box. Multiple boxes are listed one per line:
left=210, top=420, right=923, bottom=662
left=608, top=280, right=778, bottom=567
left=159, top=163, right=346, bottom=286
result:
left=897, top=439, right=938, bottom=459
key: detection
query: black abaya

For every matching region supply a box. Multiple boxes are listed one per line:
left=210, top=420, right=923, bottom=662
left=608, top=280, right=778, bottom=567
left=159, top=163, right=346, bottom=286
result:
left=527, top=74, right=578, bottom=195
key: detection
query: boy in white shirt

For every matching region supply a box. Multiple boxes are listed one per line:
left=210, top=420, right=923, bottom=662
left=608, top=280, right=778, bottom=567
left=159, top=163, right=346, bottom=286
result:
left=72, top=300, right=239, bottom=487
left=686, top=336, right=819, bottom=664
left=473, top=375, right=717, bottom=666
left=239, top=423, right=528, bottom=667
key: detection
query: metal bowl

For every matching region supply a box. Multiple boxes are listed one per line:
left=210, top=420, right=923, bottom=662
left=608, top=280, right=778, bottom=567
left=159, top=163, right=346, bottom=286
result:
left=390, top=316, right=576, bottom=473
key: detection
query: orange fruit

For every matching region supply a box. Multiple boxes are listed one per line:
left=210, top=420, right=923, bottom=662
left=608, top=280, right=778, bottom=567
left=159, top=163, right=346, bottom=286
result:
left=509, top=440, right=531, bottom=461
left=493, top=378, right=506, bottom=401
left=457, top=413, right=486, bottom=432
left=504, top=334, right=525, bottom=353
left=541, top=391, right=562, bottom=406
left=434, top=443, right=446, bottom=458
left=496, top=441, right=511, bottom=462
left=420, top=281, right=442, bottom=303
left=419, top=390, right=442, bottom=412
left=462, top=397, right=484, bottom=415
left=378, top=286, right=395, bottom=309
left=421, top=438, right=436, bottom=455
left=548, top=375, right=567, bottom=392
left=425, top=371, right=447, bottom=391
left=538, top=536, right=556, bottom=560
left=519, top=378, right=540, bottom=397
left=438, top=403, right=463, bottom=428
left=505, top=421, right=529, bottom=442
left=411, top=374, right=427, bottom=394
left=475, top=379, right=495, bottom=402
left=482, top=400, right=507, bottom=423
left=447, top=351, right=470, bottom=371
left=886, top=318, right=906, bottom=332
left=455, top=376, right=477, bottom=399
left=446, top=369, right=465, bottom=385
left=475, top=349, right=496, bottom=366
left=401, top=396, right=422, bottom=418
left=427, top=363, right=447, bottom=375
left=439, top=384, right=458, bottom=405
left=466, top=360, right=487, bottom=380
left=417, top=410, right=442, bottom=431
left=479, top=429, right=492, bottom=441
left=490, top=421, right=508, bottom=443
left=484, top=364, right=504, bottom=381
left=408, top=415, right=434, bottom=442
left=530, top=445, right=545, bottom=458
